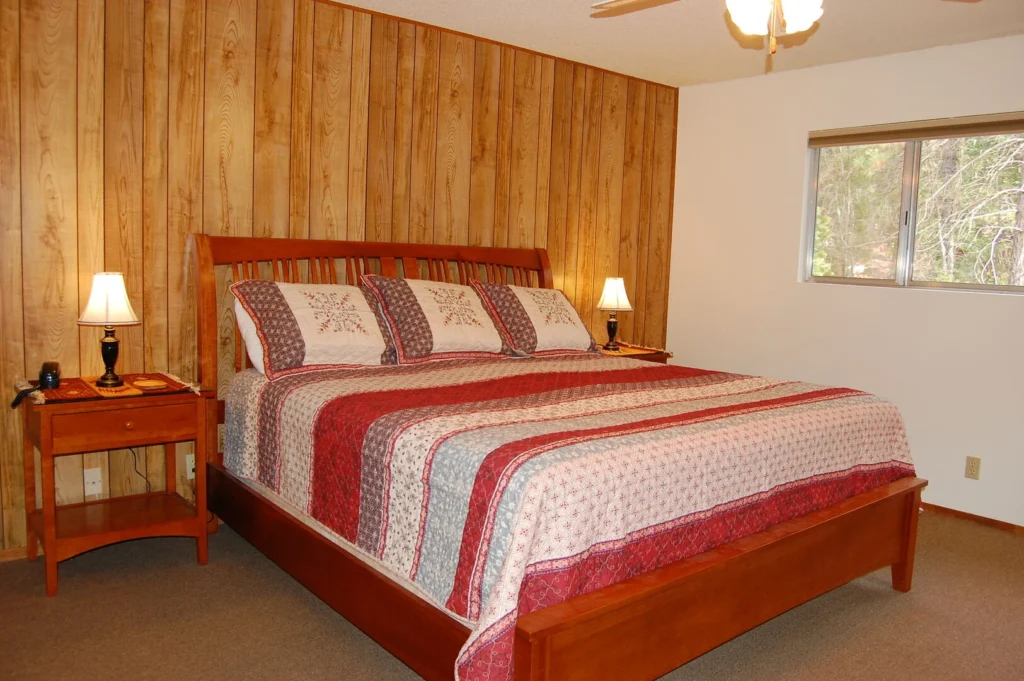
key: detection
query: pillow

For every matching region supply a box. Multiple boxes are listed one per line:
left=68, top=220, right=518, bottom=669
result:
left=231, top=280, right=395, bottom=379
left=471, top=281, right=598, bottom=356
left=361, top=275, right=510, bottom=363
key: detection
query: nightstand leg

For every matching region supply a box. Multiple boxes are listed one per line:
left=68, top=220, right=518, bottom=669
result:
left=165, top=442, right=176, bottom=495
left=195, top=404, right=208, bottom=565
left=45, top=557, right=59, bottom=597
left=22, top=426, right=37, bottom=562
left=41, top=452, right=58, bottom=596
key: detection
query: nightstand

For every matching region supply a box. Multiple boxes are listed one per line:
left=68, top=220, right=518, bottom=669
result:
left=20, top=377, right=211, bottom=596
left=600, top=342, right=673, bottom=364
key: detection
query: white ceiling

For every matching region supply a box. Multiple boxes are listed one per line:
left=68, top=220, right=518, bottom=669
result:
left=337, top=0, right=1024, bottom=86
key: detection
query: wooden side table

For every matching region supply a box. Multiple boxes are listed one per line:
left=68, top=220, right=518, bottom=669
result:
left=21, top=385, right=210, bottom=596
left=600, top=342, right=673, bottom=364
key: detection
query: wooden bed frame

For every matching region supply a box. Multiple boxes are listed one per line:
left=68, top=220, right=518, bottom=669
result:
left=192, top=234, right=927, bottom=681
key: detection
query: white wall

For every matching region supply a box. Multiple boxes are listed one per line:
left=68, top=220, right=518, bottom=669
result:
left=667, top=35, right=1024, bottom=526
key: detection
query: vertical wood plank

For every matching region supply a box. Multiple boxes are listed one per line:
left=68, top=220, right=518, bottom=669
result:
left=167, top=0, right=204, bottom=367
left=391, top=20, right=415, bottom=244
left=77, top=0, right=110, bottom=501
left=205, top=0, right=256, bottom=397
left=545, top=60, right=573, bottom=293
left=22, top=0, right=83, bottom=506
left=143, top=0, right=171, bottom=492
left=348, top=10, right=371, bottom=241
left=644, top=86, right=676, bottom=348
left=254, top=0, right=294, bottom=239
left=508, top=50, right=541, bottom=250
left=561, top=65, right=587, bottom=303
left=106, top=0, right=147, bottom=498
left=591, top=73, right=626, bottom=335
left=366, top=15, right=397, bottom=243
left=632, top=85, right=658, bottom=345
left=288, top=0, right=313, bottom=240
left=0, top=0, right=25, bottom=546
left=168, top=0, right=205, bottom=500
left=617, top=80, right=646, bottom=343
left=78, top=0, right=106, bottom=379
left=433, top=32, right=474, bottom=247
left=467, top=41, right=499, bottom=248
left=492, top=46, right=514, bottom=249
left=573, top=69, right=603, bottom=333
left=409, top=25, right=439, bottom=244
left=204, top=0, right=255, bottom=240
left=309, top=1, right=351, bottom=241
left=533, top=57, right=555, bottom=251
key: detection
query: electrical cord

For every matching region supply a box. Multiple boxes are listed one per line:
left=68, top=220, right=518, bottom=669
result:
left=128, top=447, right=152, bottom=493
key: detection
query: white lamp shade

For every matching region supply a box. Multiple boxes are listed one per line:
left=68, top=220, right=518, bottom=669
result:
left=727, top=0, right=823, bottom=36
left=781, top=0, right=823, bottom=33
left=597, top=278, right=633, bottom=312
left=726, top=0, right=773, bottom=36
left=78, top=272, right=140, bottom=326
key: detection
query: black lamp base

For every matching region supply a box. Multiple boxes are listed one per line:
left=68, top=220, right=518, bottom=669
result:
left=96, top=326, right=124, bottom=388
left=604, top=313, right=620, bottom=352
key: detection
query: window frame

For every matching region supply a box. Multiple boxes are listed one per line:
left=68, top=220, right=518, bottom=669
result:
left=803, top=116, right=1024, bottom=295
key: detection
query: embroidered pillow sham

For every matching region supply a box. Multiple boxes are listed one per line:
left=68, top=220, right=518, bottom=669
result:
left=231, top=280, right=395, bottom=379
left=361, top=275, right=510, bottom=363
left=472, top=281, right=598, bottom=356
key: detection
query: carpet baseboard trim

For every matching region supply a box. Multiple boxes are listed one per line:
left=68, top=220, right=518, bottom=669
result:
left=0, top=547, right=27, bottom=563
left=921, top=503, right=1024, bottom=536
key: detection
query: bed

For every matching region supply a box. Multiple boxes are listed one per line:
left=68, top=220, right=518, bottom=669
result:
left=192, top=234, right=926, bottom=681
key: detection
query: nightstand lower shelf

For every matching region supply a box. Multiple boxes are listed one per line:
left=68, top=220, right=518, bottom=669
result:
left=28, top=492, right=202, bottom=563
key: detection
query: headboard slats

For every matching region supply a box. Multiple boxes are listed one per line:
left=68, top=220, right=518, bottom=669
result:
left=193, top=236, right=553, bottom=394
left=401, top=257, right=418, bottom=278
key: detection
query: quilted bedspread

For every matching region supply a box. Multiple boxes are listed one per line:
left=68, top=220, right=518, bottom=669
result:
left=224, top=355, right=914, bottom=680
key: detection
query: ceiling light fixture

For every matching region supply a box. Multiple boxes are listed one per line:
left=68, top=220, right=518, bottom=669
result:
left=726, top=0, right=823, bottom=54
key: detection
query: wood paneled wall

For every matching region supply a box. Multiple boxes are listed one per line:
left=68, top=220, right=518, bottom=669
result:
left=0, top=0, right=678, bottom=552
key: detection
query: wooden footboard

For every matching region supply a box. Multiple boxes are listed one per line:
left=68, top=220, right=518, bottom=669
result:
left=209, top=461, right=924, bottom=681
left=513, top=476, right=926, bottom=681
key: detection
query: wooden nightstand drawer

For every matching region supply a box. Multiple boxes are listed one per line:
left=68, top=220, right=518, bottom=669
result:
left=51, top=403, right=197, bottom=454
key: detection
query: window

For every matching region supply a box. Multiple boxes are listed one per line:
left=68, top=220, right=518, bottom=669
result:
left=806, top=116, right=1024, bottom=291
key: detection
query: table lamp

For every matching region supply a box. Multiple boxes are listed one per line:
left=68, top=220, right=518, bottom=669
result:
left=596, top=277, right=632, bottom=351
left=78, top=272, right=140, bottom=388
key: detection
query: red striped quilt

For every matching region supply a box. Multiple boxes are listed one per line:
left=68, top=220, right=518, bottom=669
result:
left=223, top=355, right=914, bottom=680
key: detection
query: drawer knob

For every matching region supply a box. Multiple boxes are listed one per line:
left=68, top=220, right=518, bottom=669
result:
left=125, top=421, right=135, bottom=431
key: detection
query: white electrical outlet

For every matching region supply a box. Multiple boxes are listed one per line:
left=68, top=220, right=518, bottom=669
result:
left=965, top=456, right=981, bottom=480
left=186, top=453, right=196, bottom=480
left=84, top=467, right=103, bottom=497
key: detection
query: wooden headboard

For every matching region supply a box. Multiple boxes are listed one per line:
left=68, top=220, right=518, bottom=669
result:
left=190, top=235, right=553, bottom=397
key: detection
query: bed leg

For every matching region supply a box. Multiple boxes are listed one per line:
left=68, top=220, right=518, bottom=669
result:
left=891, top=487, right=922, bottom=592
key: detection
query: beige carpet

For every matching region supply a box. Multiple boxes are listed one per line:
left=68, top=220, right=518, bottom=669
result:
left=1, top=513, right=1021, bottom=681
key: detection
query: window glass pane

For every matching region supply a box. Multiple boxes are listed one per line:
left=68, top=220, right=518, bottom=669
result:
left=812, top=143, right=904, bottom=280
left=913, top=133, right=1024, bottom=286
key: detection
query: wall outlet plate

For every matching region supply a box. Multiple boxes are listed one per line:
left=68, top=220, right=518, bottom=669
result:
left=84, top=467, right=103, bottom=497
left=186, top=453, right=196, bottom=480
left=965, top=456, right=981, bottom=480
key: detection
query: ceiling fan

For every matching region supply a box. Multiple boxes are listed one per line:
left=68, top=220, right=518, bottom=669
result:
left=592, top=0, right=986, bottom=55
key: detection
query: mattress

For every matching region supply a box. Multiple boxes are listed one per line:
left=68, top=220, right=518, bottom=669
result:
left=223, top=354, right=915, bottom=681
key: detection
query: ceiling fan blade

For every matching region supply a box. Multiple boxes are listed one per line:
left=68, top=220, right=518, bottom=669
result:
left=591, top=0, right=649, bottom=9
left=591, top=0, right=679, bottom=18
